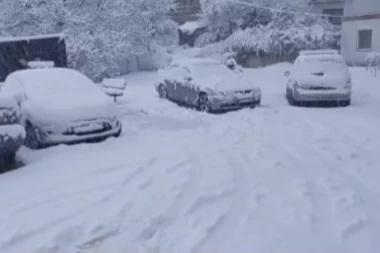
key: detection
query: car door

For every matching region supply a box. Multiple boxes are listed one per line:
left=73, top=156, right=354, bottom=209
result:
left=167, top=66, right=191, bottom=102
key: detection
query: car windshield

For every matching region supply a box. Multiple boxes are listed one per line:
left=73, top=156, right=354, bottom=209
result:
left=191, top=63, right=236, bottom=79
left=297, top=57, right=346, bottom=73
left=16, top=68, right=104, bottom=102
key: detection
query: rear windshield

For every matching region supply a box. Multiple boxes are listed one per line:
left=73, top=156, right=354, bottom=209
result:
left=297, top=57, right=346, bottom=72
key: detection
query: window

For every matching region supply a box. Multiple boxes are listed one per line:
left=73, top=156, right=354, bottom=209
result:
left=357, top=29, right=373, bottom=50
left=322, top=8, right=344, bottom=25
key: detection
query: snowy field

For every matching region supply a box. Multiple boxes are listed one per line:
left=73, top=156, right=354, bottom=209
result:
left=0, top=64, right=380, bottom=253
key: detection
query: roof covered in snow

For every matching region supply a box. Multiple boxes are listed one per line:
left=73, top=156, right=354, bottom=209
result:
left=0, top=33, right=64, bottom=43
left=179, top=21, right=206, bottom=35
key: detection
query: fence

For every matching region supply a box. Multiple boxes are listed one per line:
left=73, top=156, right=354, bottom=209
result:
left=366, top=52, right=380, bottom=77
left=237, top=52, right=298, bottom=68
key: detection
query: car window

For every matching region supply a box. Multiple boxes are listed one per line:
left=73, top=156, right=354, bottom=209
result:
left=297, top=56, right=346, bottom=72
left=169, top=66, right=191, bottom=77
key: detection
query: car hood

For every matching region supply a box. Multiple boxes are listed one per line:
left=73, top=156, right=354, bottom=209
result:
left=21, top=97, right=119, bottom=131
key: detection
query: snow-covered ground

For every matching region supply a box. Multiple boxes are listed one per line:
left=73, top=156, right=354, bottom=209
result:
left=0, top=64, right=380, bottom=253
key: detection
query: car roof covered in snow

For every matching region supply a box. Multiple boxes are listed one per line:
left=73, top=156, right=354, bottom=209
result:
left=2, top=68, right=117, bottom=126
left=3, top=68, right=107, bottom=103
left=162, top=58, right=258, bottom=91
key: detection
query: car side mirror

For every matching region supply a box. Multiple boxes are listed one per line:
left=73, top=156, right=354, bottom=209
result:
left=284, top=71, right=290, bottom=77
left=184, top=76, right=192, bottom=82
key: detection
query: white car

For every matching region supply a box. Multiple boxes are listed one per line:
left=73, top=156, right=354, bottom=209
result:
left=0, top=68, right=122, bottom=149
left=156, top=58, right=261, bottom=113
left=285, top=50, right=352, bottom=106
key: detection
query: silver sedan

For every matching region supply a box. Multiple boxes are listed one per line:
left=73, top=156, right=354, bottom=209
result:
left=156, top=58, right=261, bottom=113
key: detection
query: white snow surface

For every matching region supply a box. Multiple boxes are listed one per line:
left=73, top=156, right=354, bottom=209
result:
left=1, top=63, right=380, bottom=253
left=1, top=68, right=118, bottom=127
left=179, top=21, right=206, bottom=35
left=102, top=78, right=126, bottom=90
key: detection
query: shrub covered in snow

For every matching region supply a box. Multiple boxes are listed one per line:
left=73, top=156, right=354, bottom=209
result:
left=196, top=0, right=340, bottom=58
left=0, top=97, right=25, bottom=173
left=0, top=0, right=178, bottom=81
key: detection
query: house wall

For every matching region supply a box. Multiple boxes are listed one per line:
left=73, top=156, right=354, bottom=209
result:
left=344, top=0, right=380, bottom=16
left=341, top=18, right=380, bottom=65
left=341, top=0, right=380, bottom=66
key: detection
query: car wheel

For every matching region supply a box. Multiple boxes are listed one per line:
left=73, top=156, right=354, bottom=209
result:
left=0, top=153, right=15, bottom=173
left=197, top=93, right=212, bottom=113
left=158, top=84, right=168, bottom=99
left=250, top=99, right=261, bottom=109
left=287, top=89, right=297, bottom=106
left=113, top=121, right=122, bottom=138
left=25, top=123, right=41, bottom=150
left=338, top=99, right=351, bottom=107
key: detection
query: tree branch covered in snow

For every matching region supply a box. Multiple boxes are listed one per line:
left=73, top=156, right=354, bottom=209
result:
left=196, top=0, right=340, bottom=57
left=0, top=0, right=178, bottom=81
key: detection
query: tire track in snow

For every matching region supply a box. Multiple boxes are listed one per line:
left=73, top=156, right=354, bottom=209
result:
left=0, top=159, right=155, bottom=251
left=305, top=145, right=380, bottom=252
left=276, top=126, right=380, bottom=251
left=0, top=163, right=132, bottom=214
left=77, top=155, right=195, bottom=252
left=134, top=150, right=203, bottom=253
left=262, top=141, right=336, bottom=243
left=193, top=149, right=251, bottom=253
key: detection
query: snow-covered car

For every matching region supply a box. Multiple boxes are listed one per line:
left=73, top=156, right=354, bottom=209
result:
left=156, top=58, right=261, bottom=112
left=285, top=50, right=352, bottom=106
left=1, top=68, right=122, bottom=149
left=0, top=97, right=25, bottom=173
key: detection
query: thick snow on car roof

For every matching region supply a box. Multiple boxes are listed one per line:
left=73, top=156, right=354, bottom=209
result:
left=5, top=68, right=106, bottom=102
left=2, top=68, right=117, bottom=126
left=166, top=58, right=257, bottom=91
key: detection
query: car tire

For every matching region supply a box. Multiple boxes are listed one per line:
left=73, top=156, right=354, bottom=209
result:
left=113, top=121, right=122, bottom=138
left=250, top=99, right=261, bottom=109
left=158, top=84, right=168, bottom=99
left=287, top=89, right=297, bottom=106
left=25, top=123, right=41, bottom=150
left=197, top=93, right=212, bottom=113
left=0, top=153, right=16, bottom=173
left=339, top=99, right=351, bottom=107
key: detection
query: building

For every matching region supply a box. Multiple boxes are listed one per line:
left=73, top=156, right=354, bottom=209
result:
left=309, top=0, right=345, bottom=25
left=0, top=34, right=67, bottom=82
left=170, top=0, right=201, bottom=24
left=341, top=0, right=380, bottom=65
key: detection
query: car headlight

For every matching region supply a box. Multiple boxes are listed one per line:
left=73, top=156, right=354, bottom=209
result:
left=345, top=78, right=352, bottom=89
